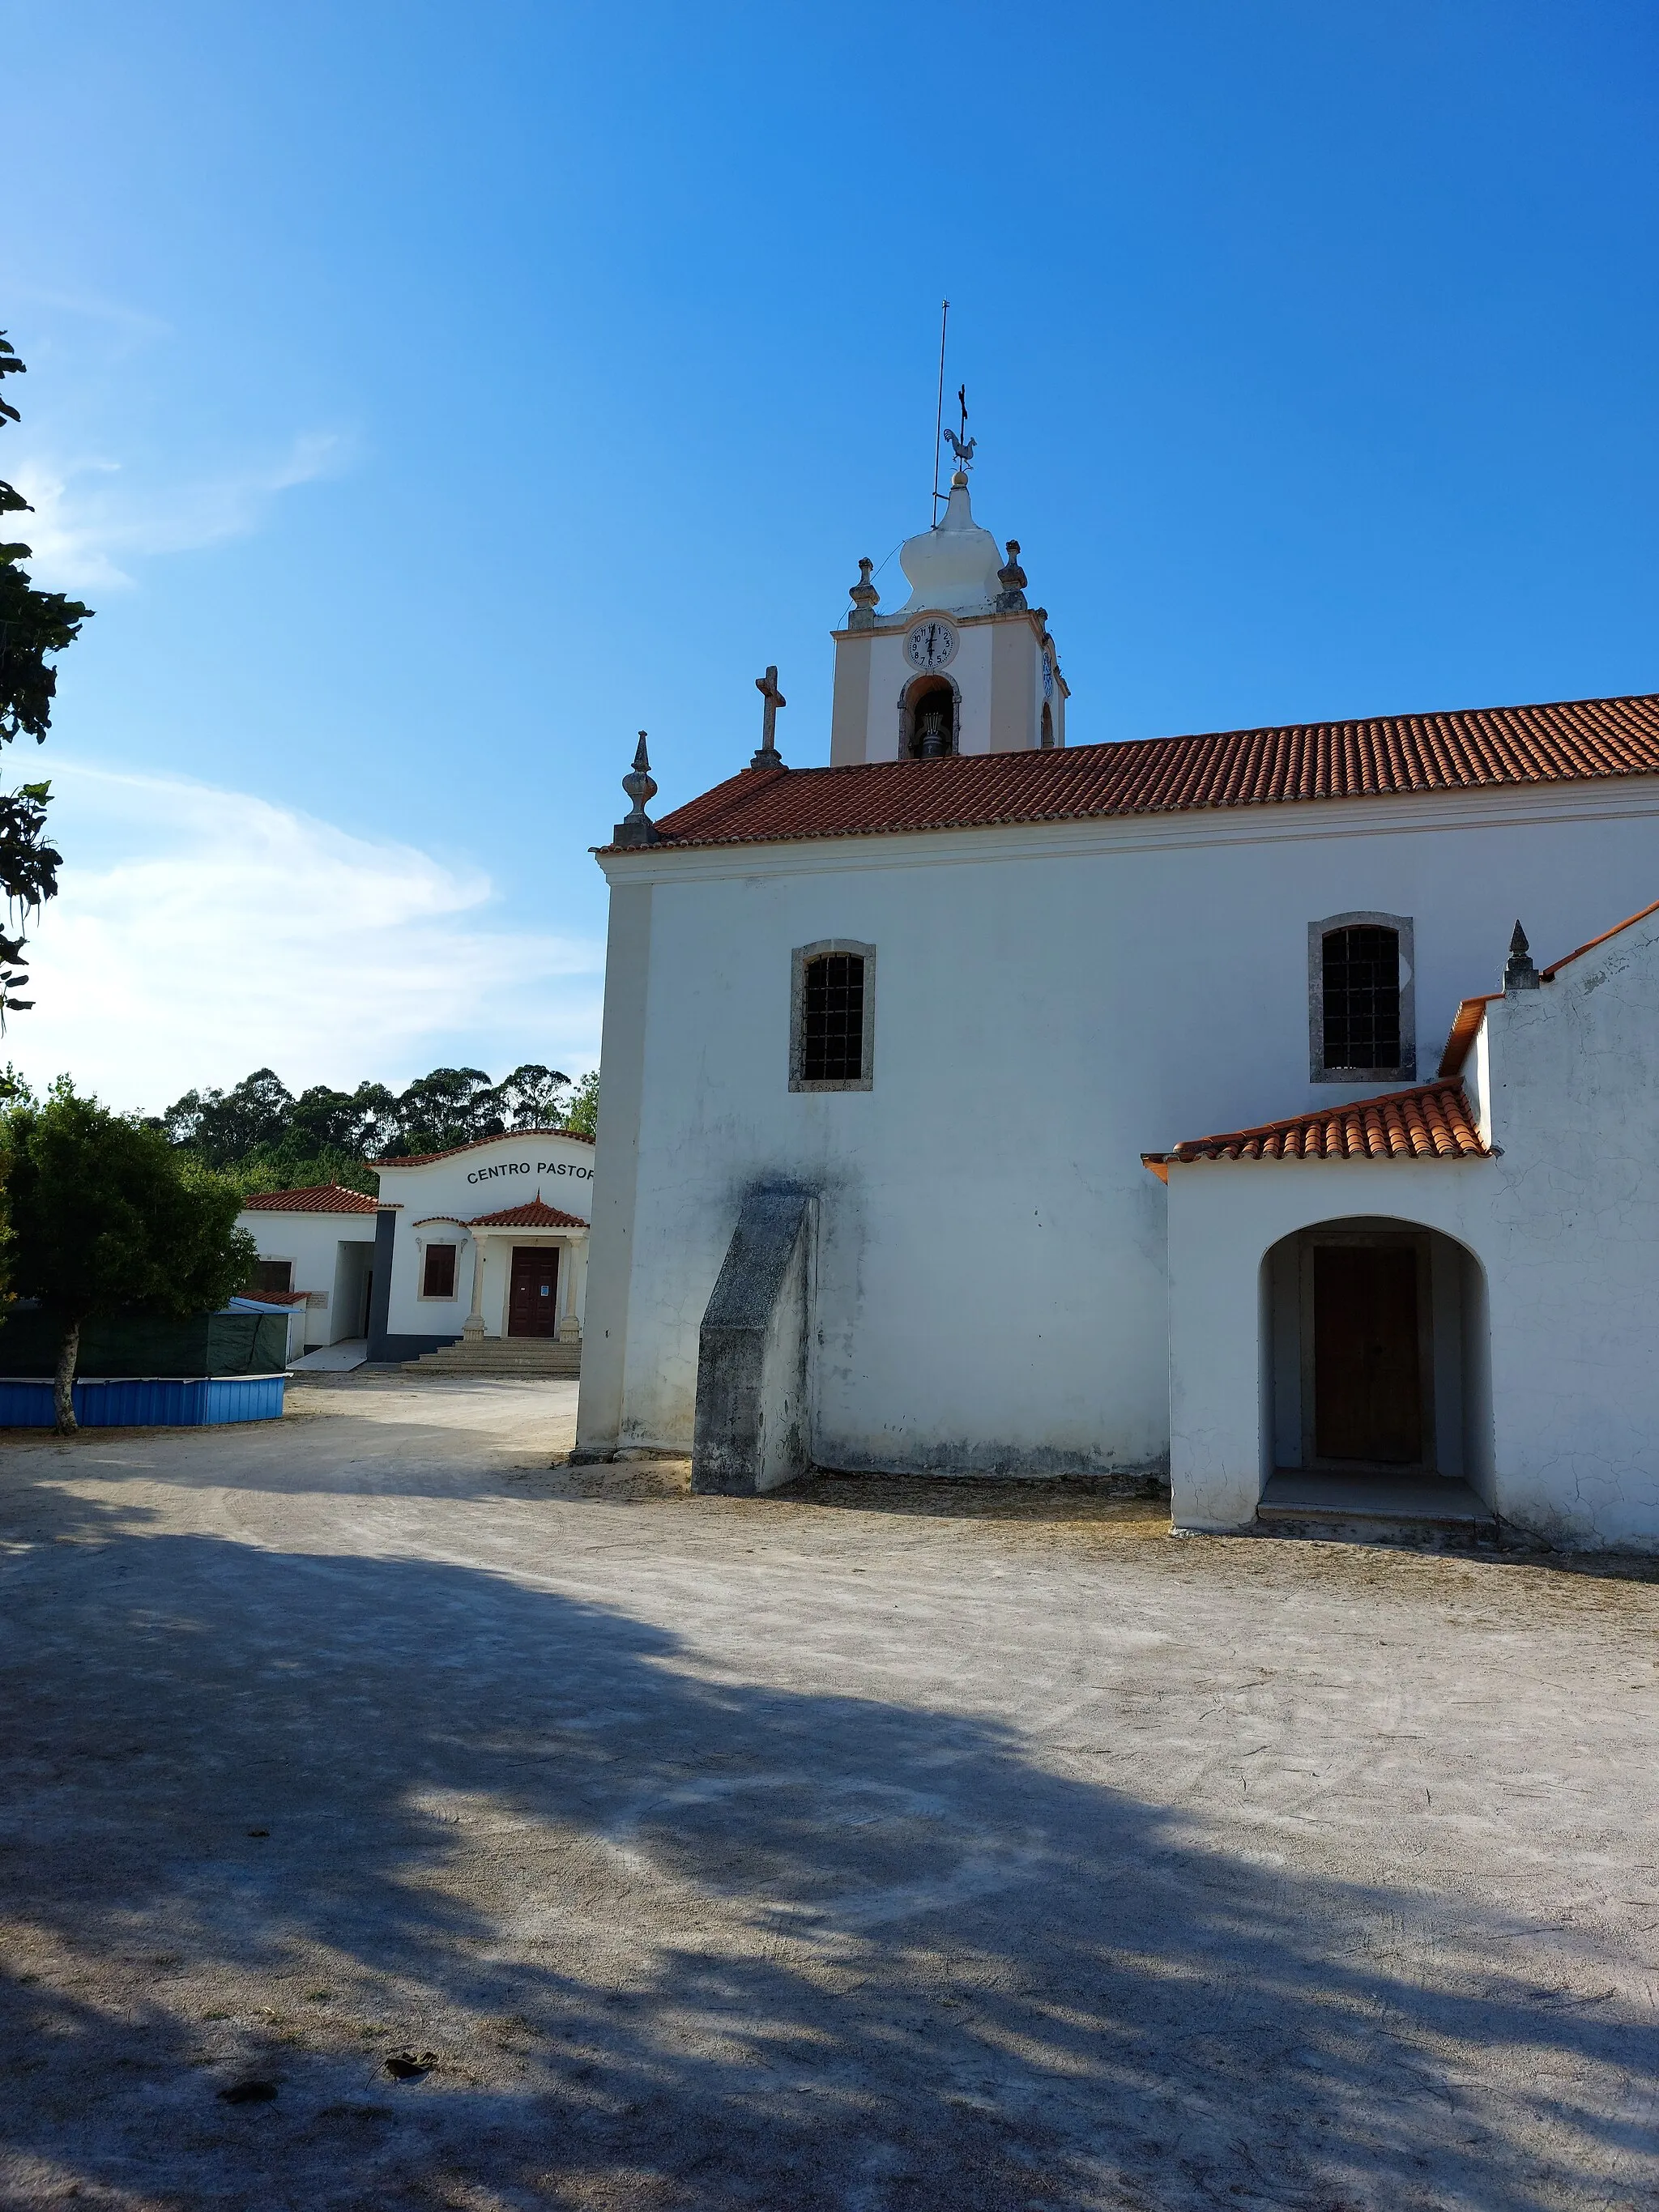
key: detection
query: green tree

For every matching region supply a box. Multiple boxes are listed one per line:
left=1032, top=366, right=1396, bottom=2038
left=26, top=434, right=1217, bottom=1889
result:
left=6, top=1083, right=255, bottom=1434
left=0, top=333, right=92, bottom=1022
left=562, top=1068, right=599, bottom=1138
left=160, top=1066, right=295, bottom=1165
left=476, top=1062, right=570, bottom=1132
left=386, top=1066, right=498, bottom=1155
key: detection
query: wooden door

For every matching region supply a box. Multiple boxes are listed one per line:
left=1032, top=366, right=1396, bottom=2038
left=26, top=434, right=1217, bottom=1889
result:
left=507, top=1247, right=561, bottom=1338
left=1313, top=1245, right=1422, bottom=1464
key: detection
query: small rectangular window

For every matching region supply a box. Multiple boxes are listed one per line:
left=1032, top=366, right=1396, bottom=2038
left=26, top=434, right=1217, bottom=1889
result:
left=790, top=939, right=876, bottom=1092
left=421, top=1243, right=458, bottom=1298
left=251, top=1259, right=292, bottom=1294
left=1311, top=914, right=1414, bottom=1080
left=803, top=953, right=864, bottom=1080
left=1323, top=927, right=1400, bottom=1070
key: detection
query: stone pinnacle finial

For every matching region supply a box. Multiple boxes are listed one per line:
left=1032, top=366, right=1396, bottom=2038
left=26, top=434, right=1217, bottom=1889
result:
left=847, top=556, right=880, bottom=631
left=996, top=538, right=1028, bottom=612
left=613, top=731, right=660, bottom=847
left=1504, top=918, right=1539, bottom=991
left=751, top=666, right=787, bottom=771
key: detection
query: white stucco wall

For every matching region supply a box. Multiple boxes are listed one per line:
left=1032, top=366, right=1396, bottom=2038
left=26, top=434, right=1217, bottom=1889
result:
left=1164, top=905, right=1659, bottom=1549
left=237, top=1208, right=377, bottom=1348
left=1478, top=913, right=1659, bottom=1546
left=579, top=777, right=1659, bottom=1474
left=1163, top=1161, right=1496, bottom=1530
left=375, top=1133, right=595, bottom=1342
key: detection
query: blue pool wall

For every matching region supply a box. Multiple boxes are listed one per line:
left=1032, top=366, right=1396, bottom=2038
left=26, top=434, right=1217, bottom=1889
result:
left=0, top=1375, right=287, bottom=1428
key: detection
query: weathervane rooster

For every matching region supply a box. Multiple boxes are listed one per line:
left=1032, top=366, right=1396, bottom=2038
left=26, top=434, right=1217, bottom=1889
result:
left=943, top=382, right=976, bottom=471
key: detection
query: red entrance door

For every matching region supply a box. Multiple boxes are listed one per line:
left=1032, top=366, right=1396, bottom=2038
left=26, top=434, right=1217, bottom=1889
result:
left=507, top=1246, right=561, bottom=1337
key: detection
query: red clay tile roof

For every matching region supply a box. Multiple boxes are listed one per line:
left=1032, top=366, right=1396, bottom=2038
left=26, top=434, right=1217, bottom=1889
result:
left=378, top=1127, right=595, bottom=1169
left=468, top=1197, right=587, bottom=1229
left=1437, top=995, right=1499, bottom=1077
left=612, top=693, right=1659, bottom=854
left=240, top=1184, right=380, bottom=1214
left=1143, top=1080, right=1489, bottom=1179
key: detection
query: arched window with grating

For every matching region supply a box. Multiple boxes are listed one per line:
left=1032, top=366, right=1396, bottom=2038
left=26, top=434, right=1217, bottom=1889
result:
left=1310, top=913, right=1415, bottom=1081
left=790, top=940, right=876, bottom=1092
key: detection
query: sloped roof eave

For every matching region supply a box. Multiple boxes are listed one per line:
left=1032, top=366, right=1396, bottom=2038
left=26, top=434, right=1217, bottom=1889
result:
left=376, top=1127, right=596, bottom=1170
left=1145, top=1080, right=1491, bottom=1171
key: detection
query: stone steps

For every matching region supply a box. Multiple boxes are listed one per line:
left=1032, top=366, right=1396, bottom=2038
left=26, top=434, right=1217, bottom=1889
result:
left=404, top=1336, right=581, bottom=1379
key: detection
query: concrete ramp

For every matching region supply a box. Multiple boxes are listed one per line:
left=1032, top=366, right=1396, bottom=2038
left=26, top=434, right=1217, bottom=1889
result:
left=693, top=1187, right=816, bottom=1495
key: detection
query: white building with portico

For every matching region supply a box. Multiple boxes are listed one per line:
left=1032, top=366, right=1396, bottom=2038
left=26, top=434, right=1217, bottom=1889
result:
left=371, top=1129, right=594, bottom=1360
left=237, top=1128, right=595, bottom=1367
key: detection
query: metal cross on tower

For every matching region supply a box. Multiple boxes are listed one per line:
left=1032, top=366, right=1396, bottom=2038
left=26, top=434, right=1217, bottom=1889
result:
left=751, top=665, right=787, bottom=769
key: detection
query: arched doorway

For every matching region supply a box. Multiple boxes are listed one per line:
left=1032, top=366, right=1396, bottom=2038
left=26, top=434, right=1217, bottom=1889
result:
left=1260, top=1217, right=1493, bottom=1502
left=898, top=673, right=959, bottom=757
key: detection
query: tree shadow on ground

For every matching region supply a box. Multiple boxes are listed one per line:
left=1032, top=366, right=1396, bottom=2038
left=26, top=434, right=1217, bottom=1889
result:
left=0, top=1391, right=571, bottom=1502
left=1, top=1477, right=1653, bottom=2212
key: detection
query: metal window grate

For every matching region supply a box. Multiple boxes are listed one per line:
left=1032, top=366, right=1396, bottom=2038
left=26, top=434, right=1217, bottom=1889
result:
left=801, top=953, right=864, bottom=1082
left=422, top=1243, right=458, bottom=1299
left=1323, top=926, right=1401, bottom=1069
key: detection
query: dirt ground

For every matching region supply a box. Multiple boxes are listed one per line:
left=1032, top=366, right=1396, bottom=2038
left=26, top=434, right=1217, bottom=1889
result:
left=1, top=1375, right=1657, bottom=2212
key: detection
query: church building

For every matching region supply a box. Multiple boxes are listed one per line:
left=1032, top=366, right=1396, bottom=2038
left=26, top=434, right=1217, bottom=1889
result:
left=574, top=453, right=1659, bottom=1550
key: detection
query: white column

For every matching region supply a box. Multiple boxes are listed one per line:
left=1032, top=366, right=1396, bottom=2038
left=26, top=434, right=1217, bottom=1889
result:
left=463, top=1234, right=485, bottom=1340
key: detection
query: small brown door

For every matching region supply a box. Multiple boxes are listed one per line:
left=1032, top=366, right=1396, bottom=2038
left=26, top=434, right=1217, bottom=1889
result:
left=1313, top=1245, right=1422, bottom=1464
left=507, top=1246, right=560, bottom=1337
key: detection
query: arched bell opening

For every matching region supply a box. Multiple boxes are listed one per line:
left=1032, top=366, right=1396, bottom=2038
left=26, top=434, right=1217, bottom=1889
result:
left=1257, top=1217, right=1494, bottom=1506
left=1039, top=701, right=1055, bottom=749
left=898, top=673, right=959, bottom=759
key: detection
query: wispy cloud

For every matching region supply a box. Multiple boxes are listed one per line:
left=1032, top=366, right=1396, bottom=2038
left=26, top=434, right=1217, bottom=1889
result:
left=6, top=285, right=173, bottom=356
left=7, top=432, right=346, bottom=594
left=4, top=765, right=603, bottom=1114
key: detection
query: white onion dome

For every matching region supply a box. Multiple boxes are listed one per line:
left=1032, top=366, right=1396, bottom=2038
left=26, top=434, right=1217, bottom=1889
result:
left=893, top=473, right=1004, bottom=616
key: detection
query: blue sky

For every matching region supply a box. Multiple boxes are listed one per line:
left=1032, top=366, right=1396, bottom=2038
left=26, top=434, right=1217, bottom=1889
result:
left=4, top=1, right=1657, bottom=1110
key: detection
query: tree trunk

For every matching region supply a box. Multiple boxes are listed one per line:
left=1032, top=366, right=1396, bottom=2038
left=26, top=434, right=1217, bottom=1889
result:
left=53, top=1319, right=81, bottom=1436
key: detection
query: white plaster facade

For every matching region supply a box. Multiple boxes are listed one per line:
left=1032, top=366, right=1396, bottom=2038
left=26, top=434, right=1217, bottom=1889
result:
left=576, top=775, right=1659, bottom=1546
left=371, top=1132, right=595, bottom=1358
left=1164, top=901, right=1659, bottom=1549
left=235, top=1196, right=378, bottom=1351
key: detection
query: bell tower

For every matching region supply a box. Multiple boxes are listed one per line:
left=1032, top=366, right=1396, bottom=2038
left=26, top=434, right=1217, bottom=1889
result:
left=829, top=458, right=1068, bottom=767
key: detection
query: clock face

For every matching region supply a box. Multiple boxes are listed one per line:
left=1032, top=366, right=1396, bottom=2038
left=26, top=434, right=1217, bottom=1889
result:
left=905, top=618, right=958, bottom=671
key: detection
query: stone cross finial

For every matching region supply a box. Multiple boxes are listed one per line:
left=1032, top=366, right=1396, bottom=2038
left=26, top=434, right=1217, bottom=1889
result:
left=1504, top=919, right=1540, bottom=991
left=613, top=731, right=660, bottom=846
left=751, top=666, right=787, bottom=770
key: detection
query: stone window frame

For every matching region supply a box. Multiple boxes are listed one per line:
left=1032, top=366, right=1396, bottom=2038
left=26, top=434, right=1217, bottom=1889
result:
left=1308, top=911, right=1415, bottom=1084
left=790, top=939, right=876, bottom=1093
left=420, top=1241, right=460, bottom=1299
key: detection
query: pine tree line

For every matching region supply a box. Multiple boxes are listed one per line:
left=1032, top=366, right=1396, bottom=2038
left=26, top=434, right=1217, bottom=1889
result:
left=154, top=1063, right=599, bottom=1196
